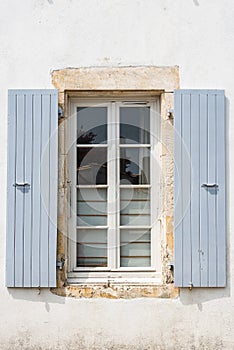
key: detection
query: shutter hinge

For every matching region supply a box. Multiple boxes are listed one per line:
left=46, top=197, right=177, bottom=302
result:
left=167, top=261, right=174, bottom=270
left=167, top=109, right=174, bottom=119
left=189, top=282, right=193, bottom=291
left=56, top=259, right=65, bottom=270
left=58, top=106, right=64, bottom=119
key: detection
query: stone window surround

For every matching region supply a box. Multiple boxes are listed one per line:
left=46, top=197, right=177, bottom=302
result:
left=51, top=66, right=179, bottom=299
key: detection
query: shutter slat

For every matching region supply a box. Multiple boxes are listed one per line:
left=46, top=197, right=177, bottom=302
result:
left=207, top=95, right=217, bottom=286
left=6, top=93, right=17, bottom=287
left=15, top=95, right=25, bottom=287
left=190, top=94, right=200, bottom=287
left=31, top=94, right=41, bottom=287
left=23, top=93, right=33, bottom=287
left=40, top=95, right=50, bottom=287
left=174, top=89, right=226, bottom=288
left=199, top=94, right=209, bottom=286
left=216, top=94, right=226, bottom=287
left=6, top=89, right=58, bottom=288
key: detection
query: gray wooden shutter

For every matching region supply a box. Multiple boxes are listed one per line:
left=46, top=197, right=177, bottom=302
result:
left=174, top=90, right=226, bottom=287
left=6, top=89, right=58, bottom=287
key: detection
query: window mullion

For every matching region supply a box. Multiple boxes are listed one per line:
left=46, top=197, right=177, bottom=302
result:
left=116, top=103, right=120, bottom=269
left=108, top=102, right=117, bottom=269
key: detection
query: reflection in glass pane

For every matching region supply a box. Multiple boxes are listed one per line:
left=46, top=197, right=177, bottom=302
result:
left=121, top=229, right=150, bottom=242
left=77, top=216, right=107, bottom=226
left=77, top=147, right=107, bottom=185
left=78, top=201, right=107, bottom=215
left=77, top=189, right=107, bottom=226
left=120, top=214, right=150, bottom=226
left=120, top=188, right=150, bottom=226
left=120, top=189, right=150, bottom=213
left=120, top=147, right=150, bottom=184
left=77, top=107, right=107, bottom=144
left=120, top=229, right=151, bottom=267
left=77, top=229, right=107, bottom=267
left=120, top=188, right=150, bottom=201
left=77, top=244, right=107, bottom=257
left=77, top=229, right=107, bottom=244
left=77, top=257, right=107, bottom=267
left=120, top=107, right=150, bottom=144
left=78, top=188, right=107, bottom=201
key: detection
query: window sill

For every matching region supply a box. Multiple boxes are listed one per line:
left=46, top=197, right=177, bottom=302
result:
left=67, top=270, right=162, bottom=285
left=51, top=281, right=178, bottom=299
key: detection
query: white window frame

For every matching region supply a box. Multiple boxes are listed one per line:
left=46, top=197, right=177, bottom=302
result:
left=67, top=96, right=162, bottom=283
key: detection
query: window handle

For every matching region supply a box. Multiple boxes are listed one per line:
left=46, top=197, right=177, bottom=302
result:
left=201, top=183, right=218, bottom=188
left=13, top=182, right=30, bottom=187
left=67, top=180, right=71, bottom=218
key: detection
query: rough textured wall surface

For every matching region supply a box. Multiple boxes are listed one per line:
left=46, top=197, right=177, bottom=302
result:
left=0, top=0, right=234, bottom=349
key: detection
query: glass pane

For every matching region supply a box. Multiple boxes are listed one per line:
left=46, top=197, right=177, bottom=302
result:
left=120, top=188, right=150, bottom=201
left=120, top=188, right=150, bottom=226
left=77, top=107, right=107, bottom=144
left=77, top=229, right=107, bottom=267
left=120, top=107, right=150, bottom=144
left=77, top=257, right=107, bottom=267
left=77, top=216, right=107, bottom=226
left=77, top=189, right=107, bottom=226
left=121, top=243, right=150, bottom=256
left=77, top=147, right=107, bottom=185
left=120, top=257, right=150, bottom=267
left=78, top=188, right=107, bottom=201
left=120, top=191, right=150, bottom=214
left=120, top=229, right=151, bottom=267
left=78, top=201, right=106, bottom=215
left=120, top=214, right=150, bottom=226
left=121, top=229, right=150, bottom=243
left=77, top=244, right=107, bottom=257
left=120, top=147, right=150, bottom=184
left=77, top=229, right=107, bottom=244
left=77, top=243, right=107, bottom=258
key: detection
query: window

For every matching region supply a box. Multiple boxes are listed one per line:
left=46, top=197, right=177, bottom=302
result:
left=68, top=97, right=161, bottom=282
left=6, top=84, right=226, bottom=289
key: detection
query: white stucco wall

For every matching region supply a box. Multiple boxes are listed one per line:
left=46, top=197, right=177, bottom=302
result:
left=0, top=1, right=233, bottom=349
